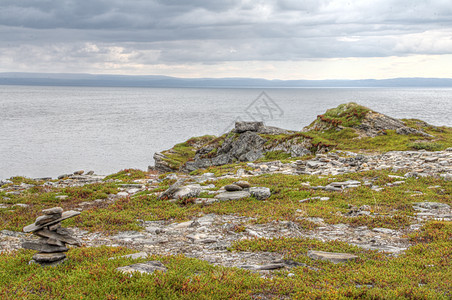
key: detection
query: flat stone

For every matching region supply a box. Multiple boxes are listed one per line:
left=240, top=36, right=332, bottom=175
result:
left=249, top=187, right=271, bottom=200
left=23, top=211, right=81, bottom=233
left=224, top=184, right=243, bottom=191
left=109, top=252, right=149, bottom=260
left=35, top=214, right=62, bottom=226
left=324, top=186, right=342, bottom=191
left=22, top=241, right=68, bottom=253
left=173, top=184, right=201, bottom=199
left=42, top=207, right=64, bottom=215
left=234, top=181, right=251, bottom=188
left=116, top=261, right=167, bottom=275
left=33, top=252, right=66, bottom=263
left=307, top=250, right=359, bottom=263
left=158, top=178, right=186, bottom=200
left=46, top=238, right=64, bottom=247
left=35, top=228, right=81, bottom=246
left=257, top=263, right=285, bottom=270
left=414, top=202, right=450, bottom=210
left=306, top=161, right=324, bottom=169
left=328, top=182, right=350, bottom=187
left=214, top=191, right=251, bottom=201
left=29, top=258, right=67, bottom=267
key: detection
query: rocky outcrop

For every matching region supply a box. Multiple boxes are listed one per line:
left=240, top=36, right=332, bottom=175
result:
left=154, top=121, right=323, bottom=173
left=305, top=102, right=433, bottom=138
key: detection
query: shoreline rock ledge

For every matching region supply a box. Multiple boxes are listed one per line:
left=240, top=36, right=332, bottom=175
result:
left=22, top=207, right=81, bottom=266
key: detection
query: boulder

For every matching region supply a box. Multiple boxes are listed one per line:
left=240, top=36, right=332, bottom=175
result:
left=157, top=178, right=186, bottom=200
left=234, top=121, right=264, bottom=133
left=234, top=181, right=251, bottom=188
left=173, top=184, right=201, bottom=199
left=224, top=184, right=243, bottom=191
left=249, top=187, right=271, bottom=200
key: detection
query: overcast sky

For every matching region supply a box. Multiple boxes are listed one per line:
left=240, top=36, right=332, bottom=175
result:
left=1, top=0, right=452, bottom=79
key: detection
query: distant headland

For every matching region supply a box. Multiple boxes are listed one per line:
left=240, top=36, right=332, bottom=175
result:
left=1, top=72, right=452, bottom=88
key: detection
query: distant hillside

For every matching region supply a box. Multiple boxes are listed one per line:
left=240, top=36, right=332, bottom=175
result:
left=1, top=72, right=452, bottom=88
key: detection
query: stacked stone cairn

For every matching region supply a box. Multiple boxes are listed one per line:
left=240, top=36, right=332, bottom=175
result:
left=22, top=207, right=81, bottom=266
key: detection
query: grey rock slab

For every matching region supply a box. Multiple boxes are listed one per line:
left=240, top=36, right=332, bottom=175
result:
left=33, top=252, right=66, bottom=263
left=249, top=187, right=271, bottom=200
left=46, top=238, right=65, bottom=247
left=35, top=228, right=81, bottom=246
left=35, top=214, right=62, bottom=226
left=173, top=184, right=201, bottom=199
left=324, top=186, right=342, bottom=192
left=307, top=250, right=358, bottom=263
left=158, top=178, right=186, bottom=200
left=23, top=211, right=81, bottom=233
left=22, top=241, right=68, bottom=253
left=42, top=207, right=64, bottom=215
left=414, top=202, right=450, bottom=210
left=116, top=261, right=167, bottom=275
left=214, top=191, right=251, bottom=201
left=29, top=258, right=67, bottom=267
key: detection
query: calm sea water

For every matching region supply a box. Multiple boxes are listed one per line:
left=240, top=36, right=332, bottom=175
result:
left=1, top=85, right=451, bottom=179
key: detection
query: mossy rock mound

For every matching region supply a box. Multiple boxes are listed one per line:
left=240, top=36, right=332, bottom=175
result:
left=306, top=102, right=407, bottom=137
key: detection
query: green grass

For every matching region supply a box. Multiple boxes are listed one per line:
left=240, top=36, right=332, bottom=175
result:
left=104, top=169, right=148, bottom=182
left=3, top=170, right=449, bottom=234
left=1, top=164, right=451, bottom=298
left=1, top=229, right=450, bottom=299
left=308, top=102, right=371, bottom=129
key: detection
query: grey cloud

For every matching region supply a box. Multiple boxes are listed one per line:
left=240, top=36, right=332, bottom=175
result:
left=0, top=0, right=452, bottom=70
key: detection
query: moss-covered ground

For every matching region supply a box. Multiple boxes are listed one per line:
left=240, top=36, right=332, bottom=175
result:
left=1, top=164, right=451, bottom=298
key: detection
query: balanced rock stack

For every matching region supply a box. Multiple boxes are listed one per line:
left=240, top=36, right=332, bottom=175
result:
left=22, top=207, right=81, bottom=266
